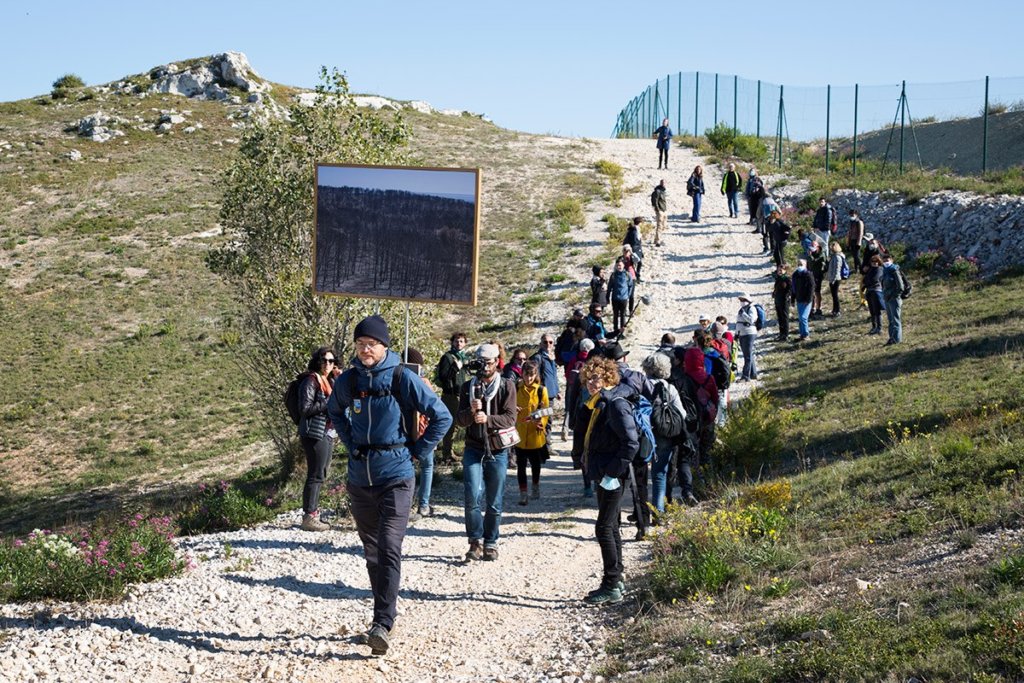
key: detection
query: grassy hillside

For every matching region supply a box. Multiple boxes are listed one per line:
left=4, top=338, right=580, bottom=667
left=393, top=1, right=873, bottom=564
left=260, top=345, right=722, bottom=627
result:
left=0, top=71, right=605, bottom=533
left=605, top=269, right=1024, bottom=681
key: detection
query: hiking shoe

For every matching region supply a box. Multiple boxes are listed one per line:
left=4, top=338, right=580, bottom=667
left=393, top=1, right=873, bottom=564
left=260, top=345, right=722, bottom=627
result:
left=583, top=585, right=623, bottom=605
left=583, top=485, right=594, bottom=498
left=354, top=626, right=371, bottom=644
left=518, top=491, right=529, bottom=506
left=465, top=541, right=483, bottom=561
left=483, top=546, right=499, bottom=561
left=587, top=580, right=625, bottom=597
left=417, top=504, right=433, bottom=518
left=684, top=494, right=699, bottom=507
left=366, top=624, right=390, bottom=656
left=300, top=512, right=329, bottom=532
left=531, top=485, right=540, bottom=500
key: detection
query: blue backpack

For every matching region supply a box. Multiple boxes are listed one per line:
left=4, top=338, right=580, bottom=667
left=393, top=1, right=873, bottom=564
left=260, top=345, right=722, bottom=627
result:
left=617, top=395, right=656, bottom=464
left=754, top=303, right=766, bottom=331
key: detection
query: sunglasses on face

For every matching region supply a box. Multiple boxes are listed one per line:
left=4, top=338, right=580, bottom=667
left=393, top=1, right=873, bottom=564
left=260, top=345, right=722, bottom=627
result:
left=325, top=358, right=336, bottom=364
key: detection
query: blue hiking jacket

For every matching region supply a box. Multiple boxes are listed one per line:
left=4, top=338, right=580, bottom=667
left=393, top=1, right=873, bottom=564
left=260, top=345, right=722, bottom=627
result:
left=327, top=350, right=452, bottom=487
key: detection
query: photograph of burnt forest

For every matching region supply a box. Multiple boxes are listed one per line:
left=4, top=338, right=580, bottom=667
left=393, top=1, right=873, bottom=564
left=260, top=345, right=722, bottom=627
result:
left=314, top=166, right=479, bottom=304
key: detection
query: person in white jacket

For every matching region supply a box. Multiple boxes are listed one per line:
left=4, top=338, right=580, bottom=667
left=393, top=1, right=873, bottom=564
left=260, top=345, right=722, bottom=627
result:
left=735, top=294, right=759, bottom=381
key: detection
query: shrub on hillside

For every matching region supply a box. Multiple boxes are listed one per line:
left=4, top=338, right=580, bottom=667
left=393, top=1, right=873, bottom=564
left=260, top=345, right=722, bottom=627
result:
left=551, top=197, right=585, bottom=227
left=717, top=390, right=787, bottom=477
left=51, top=73, right=85, bottom=99
left=704, top=122, right=770, bottom=164
left=949, top=255, right=980, bottom=280
left=912, top=249, right=943, bottom=274
left=0, top=515, right=188, bottom=602
left=177, top=480, right=276, bottom=534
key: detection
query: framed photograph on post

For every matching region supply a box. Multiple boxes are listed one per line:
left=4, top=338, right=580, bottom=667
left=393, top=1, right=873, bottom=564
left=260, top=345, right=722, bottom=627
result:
left=313, top=163, right=481, bottom=305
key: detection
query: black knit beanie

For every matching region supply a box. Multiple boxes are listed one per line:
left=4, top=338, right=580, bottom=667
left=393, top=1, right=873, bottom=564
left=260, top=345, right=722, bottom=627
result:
left=353, top=315, right=391, bottom=347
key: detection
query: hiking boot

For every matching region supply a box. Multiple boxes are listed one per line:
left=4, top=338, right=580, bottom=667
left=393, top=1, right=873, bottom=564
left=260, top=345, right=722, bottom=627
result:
left=366, top=623, right=390, bottom=656
left=531, top=484, right=540, bottom=500
left=301, top=512, right=329, bottom=532
left=587, top=580, right=625, bottom=597
left=684, top=494, right=699, bottom=507
left=583, top=485, right=594, bottom=498
left=583, top=585, right=623, bottom=605
left=465, top=541, right=483, bottom=561
left=518, top=491, right=529, bottom=506
left=483, top=546, right=499, bottom=561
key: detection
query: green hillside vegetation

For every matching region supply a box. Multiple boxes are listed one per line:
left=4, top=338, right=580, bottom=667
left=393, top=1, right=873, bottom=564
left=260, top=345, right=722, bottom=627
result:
left=0, top=66, right=606, bottom=533
left=605, top=270, right=1024, bottom=681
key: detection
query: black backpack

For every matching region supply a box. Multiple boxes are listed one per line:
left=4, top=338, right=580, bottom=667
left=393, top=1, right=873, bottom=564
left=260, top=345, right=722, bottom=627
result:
left=554, top=328, right=576, bottom=367
left=708, top=353, right=732, bottom=391
left=650, top=380, right=684, bottom=439
left=284, top=372, right=314, bottom=425
left=899, top=269, right=913, bottom=299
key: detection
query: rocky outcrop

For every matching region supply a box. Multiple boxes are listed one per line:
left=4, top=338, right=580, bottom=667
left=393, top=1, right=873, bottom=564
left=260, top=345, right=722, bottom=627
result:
left=149, top=52, right=268, bottom=100
left=74, top=112, right=127, bottom=142
left=773, top=185, right=1024, bottom=274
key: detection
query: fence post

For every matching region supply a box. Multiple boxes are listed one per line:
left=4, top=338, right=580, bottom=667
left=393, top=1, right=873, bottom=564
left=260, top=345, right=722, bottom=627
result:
left=666, top=73, right=671, bottom=125
left=714, top=73, right=719, bottom=125
left=899, top=80, right=906, bottom=176
left=694, top=72, right=700, bottom=136
left=825, top=84, right=831, bottom=174
left=853, top=84, right=859, bottom=177
left=757, top=80, right=761, bottom=138
left=733, top=75, right=738, bottom=134
left=677, top=72, right=682, bottom=136
left=777, top=85, right=785, bottom=168
left=983, top=75, right=989, bottom=174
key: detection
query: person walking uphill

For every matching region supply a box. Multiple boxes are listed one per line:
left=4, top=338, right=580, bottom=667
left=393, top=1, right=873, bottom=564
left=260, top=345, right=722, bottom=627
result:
left=721, top=163, right=743, bottom=219
left=686, top=165, right=706, bottom=223
left=515, top=360, right=550, bottom=506
left=735, top=294, right=759, bottom=381
left=436, top=333, right=469, bottom=461
left=574, top=355, right=639, bottom=605
left=327, top=315, right=453, bottom=656
left=650, top=181, right=667, bottom=247
left=654, top=117, right=673, bottom=169
left=297, top=346, right=338, bottom=532
left=457, top=344, right=518, bottom=562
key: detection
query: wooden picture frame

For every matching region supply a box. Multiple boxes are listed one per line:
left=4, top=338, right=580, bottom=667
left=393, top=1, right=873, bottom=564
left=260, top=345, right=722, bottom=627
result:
left=313, top=163, right=481, bottom=305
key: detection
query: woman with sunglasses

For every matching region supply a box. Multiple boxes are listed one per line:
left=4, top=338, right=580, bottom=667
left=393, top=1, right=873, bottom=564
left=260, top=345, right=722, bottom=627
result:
left=298, top=346, right=338, bottom=531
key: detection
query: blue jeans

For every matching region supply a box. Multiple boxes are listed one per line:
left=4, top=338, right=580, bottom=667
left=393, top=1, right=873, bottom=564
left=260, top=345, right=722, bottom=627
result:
left=462, top=446, right=509, bottom=547
left=739, top=333, right=758, bottom=380
left=691, top=192, right=702, bottom=221
left=651, top=439, right=675, bottom=513
left=416, top=448, right=435, bottom=508
left=796, top=301, right=811, bottom=338
left=726, top=191, right=739, bottom=217
left=885, top=296, right=903, bottom=343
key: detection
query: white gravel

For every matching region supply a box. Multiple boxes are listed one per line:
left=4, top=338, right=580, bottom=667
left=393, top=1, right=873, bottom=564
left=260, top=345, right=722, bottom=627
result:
left=0, top=138, right=772, bottom=683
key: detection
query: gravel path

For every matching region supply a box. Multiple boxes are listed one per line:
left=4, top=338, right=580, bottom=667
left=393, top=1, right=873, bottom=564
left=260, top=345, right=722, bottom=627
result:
left=0, top=139, right=772, bottom=683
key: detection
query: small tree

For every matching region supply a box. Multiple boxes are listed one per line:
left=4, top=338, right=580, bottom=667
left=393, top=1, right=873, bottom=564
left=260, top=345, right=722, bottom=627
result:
left=51, top=73, right=85, bottom=99
left=209, top=68, right=437, bottom=480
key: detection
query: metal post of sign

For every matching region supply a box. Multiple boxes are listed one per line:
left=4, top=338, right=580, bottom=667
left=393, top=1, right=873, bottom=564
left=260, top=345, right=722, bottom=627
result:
left=403, top=301, right=410, bottom=362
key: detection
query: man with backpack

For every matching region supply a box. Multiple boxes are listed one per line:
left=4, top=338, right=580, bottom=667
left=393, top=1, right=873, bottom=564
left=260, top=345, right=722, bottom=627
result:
left=436, top=333, right=469, bottom=461
left=792, top=259, right=815, bottom=342
left=642, top=353, right=686, bottom=516
left=745, top=169, right=764, bottom=226
left=650, top=180, right=668, bottom=247
left=767, top=210, right=792, bottom=269
left=326, top=316, right=453, bottom=656
left=735, top=294, right=760, bottom=381
left=813, top=196, right=838, bottom=248
left=721, top=163, right=744, bottom=219
left=881, top=253, right=910, bottom=345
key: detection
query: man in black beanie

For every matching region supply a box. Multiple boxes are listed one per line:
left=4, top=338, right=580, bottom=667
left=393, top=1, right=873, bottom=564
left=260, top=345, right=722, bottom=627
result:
left=327, top=315, right=452, bottom=656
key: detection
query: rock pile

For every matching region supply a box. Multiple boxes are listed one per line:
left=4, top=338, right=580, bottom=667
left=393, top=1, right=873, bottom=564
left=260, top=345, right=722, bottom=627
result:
left=74, top=112, right=127, bottom=143
left=149, top=52, right=269, bottom=101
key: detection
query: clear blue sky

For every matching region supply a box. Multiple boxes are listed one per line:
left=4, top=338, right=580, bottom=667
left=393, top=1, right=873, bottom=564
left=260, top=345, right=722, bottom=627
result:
left=2, top=0, right=1020, bottom=138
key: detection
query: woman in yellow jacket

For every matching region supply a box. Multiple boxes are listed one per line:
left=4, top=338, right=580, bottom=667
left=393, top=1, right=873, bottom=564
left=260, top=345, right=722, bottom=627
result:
left=515, top=360, right=550, bottom=506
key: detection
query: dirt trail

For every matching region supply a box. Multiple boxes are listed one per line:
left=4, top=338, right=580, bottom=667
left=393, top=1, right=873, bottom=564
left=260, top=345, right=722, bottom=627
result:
left=0, top=138, right=773, bottom=683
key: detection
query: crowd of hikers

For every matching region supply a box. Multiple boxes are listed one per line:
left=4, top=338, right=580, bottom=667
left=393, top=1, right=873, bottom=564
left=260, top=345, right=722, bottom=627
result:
left=282, top=160, right=913, bottom=654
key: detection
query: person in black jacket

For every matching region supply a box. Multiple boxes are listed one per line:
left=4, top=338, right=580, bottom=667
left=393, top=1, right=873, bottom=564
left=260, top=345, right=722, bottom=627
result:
left=772, top=264, right=793, bottom=341
left=298, top=346, right=338, bottom=532
left=589, top=265, right=608, bottom=307
left=574, top=355, right=639, bottom=605
left=792, top=259, right=815, bottom=341
left=686, top=165, right=706, bottom=222
left=767, top=211, right=791, bottom=269
left=653, top=117, right=673, bottom=169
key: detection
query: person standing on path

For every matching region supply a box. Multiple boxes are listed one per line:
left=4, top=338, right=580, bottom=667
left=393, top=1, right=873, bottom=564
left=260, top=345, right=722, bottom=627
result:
left=745, top=169, right=764, bottom=225
left=590, top=265, right=609, bottom=308
left=813, top=196, right=837, bottom=249
left=608, top=258, right=633, bottom=334
left=623, top=218, right=645, bottom=280
left=531, top=334, right=561, bottom=416
left=721, top=163, right=743, bottom=219
left=402, top=347, right=442, bottom=519
left=846, top=209, right=865, bottom=273
left=792, top=259, right=815, bottom=342
left=457, top=344, right=518, bottom=562
left=767, top=210, right=791, bottom=269
left=827, top=242, right=848, bottom=318
left=735, top=294, right=759, bottom=381
left=327, top=315, right=453, bottom=656
left=864, top=254, right=886, bottom=336
left=686, top=165, right=705, bottom=223
left=650, top=181, right=668, bottom=246
left=653, top=117, right=673, bottom=169
left=297, top=346, right=337, bottom=532
left=772, top=264, right=793, bottom=342
left=514, top=360, right=549, bottom=506
left=642, top=353, right=685, bottom=516
left=808, top=241, right=827, bottom=319
left=436, top=333, right=469, bottom=461
left=576, top=355, right=639, bottom=605
left=881, top=253, right=906, bottom=345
